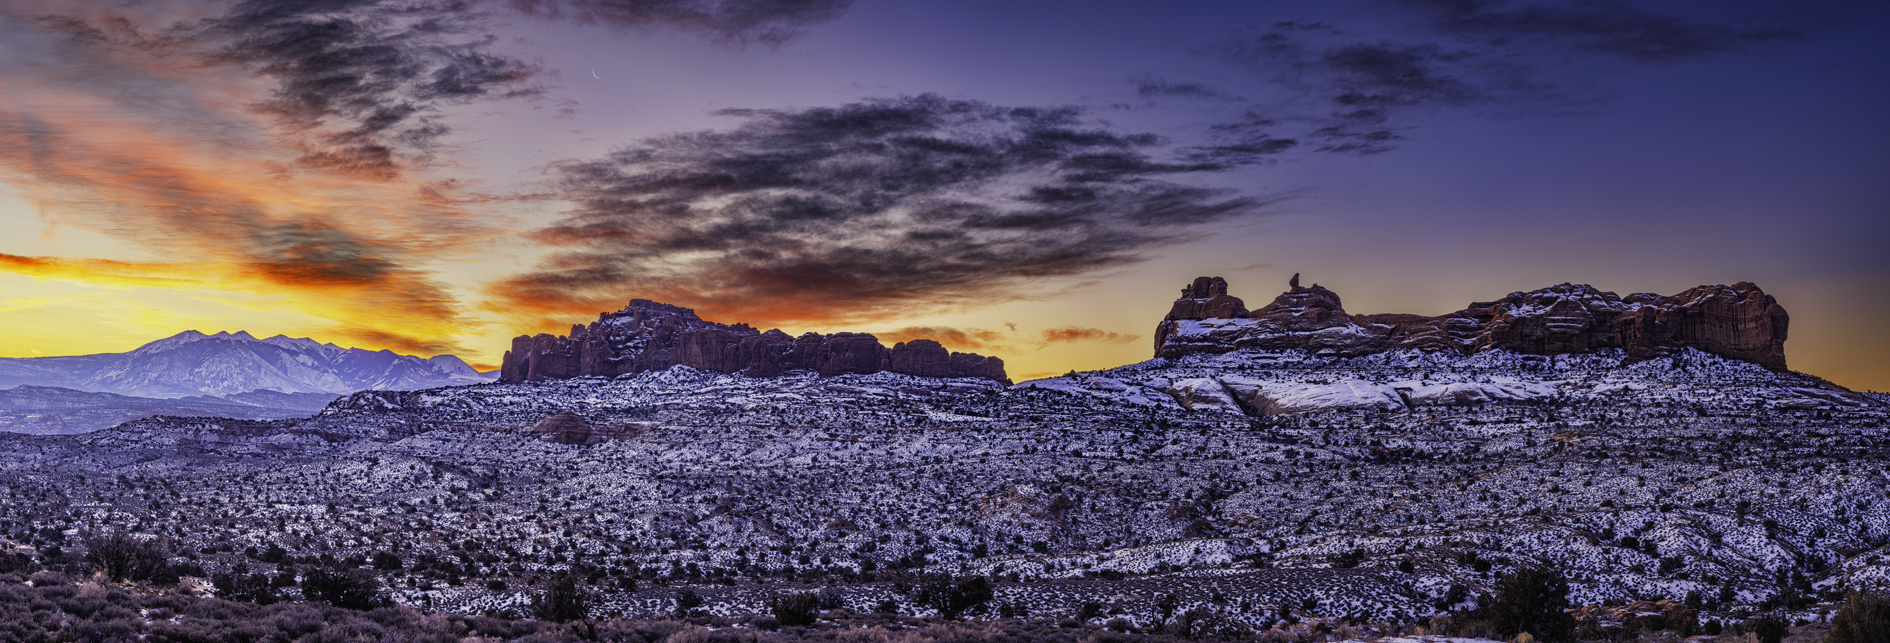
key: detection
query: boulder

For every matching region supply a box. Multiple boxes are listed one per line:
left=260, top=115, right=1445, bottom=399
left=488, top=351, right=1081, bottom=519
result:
left=529, top=411, right=602, bottom=445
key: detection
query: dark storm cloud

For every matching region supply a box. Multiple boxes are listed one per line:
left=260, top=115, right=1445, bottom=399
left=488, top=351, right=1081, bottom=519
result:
left=507, top=0, right=851, bottom=46
left=491, top=94, right=1277, bottom=328
left=196, top=0, right=547, bottom=179
left=1391, top=0, right=1800, bottom=63
left=1208, top=0, right=1816, bottom=155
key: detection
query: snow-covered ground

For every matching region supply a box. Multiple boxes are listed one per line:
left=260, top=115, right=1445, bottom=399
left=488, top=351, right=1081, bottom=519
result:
left=0, top=347, right=1882, bottom=627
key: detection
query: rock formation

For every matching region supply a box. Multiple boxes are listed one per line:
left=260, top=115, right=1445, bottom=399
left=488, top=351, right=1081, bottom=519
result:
left=528, top=411, right=604, bottom=446
left=1168, top=276, right=1249, bottom=320
left=1154, top=276, right=1789, bottom=370
left=500, top=300, right=1008, bottom=383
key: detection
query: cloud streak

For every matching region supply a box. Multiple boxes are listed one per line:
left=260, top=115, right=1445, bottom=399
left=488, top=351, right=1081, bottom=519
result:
left=489, top=94, right=1279, bottom=330
left=875, top=326, right=1009, bottom=352
left=1205, top=0, right=1814, bottom=154
left=508, top=0, right=852, bottom=46
left=1039, top=326, right=1140, bottom=347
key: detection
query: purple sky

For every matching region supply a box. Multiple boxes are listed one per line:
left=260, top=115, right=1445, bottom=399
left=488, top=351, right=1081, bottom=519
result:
left=1, top=0, right=1885, bottom=387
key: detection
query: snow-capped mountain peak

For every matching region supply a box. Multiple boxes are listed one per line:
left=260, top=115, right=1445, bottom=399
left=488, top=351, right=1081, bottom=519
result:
left=1, top=330, right=495, bottom=398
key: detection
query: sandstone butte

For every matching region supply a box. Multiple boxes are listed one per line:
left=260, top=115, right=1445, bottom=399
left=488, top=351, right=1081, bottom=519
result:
left=500, top=300, right=1008, bottom=383
left=1155, top=274, right=1791, bottom=371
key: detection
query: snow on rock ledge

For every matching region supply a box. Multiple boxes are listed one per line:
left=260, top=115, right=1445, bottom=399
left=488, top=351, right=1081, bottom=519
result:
left=1163, top=377, right=1244, bottom=413
left=1222, top=377, right=1407, bottom=415
left=1393, top=380, right=1558, bottom=407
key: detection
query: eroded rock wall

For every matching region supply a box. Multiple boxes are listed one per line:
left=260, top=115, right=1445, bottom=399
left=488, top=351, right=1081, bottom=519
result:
left=500, top=300, right=1008, bottom=382
left=1153, top=277, right=1789, bottom=370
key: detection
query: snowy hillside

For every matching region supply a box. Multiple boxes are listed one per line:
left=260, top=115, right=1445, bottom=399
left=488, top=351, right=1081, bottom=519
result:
left=0, top=345, right=1883, bottom=628
left=0, top=330, right=494, bottom=398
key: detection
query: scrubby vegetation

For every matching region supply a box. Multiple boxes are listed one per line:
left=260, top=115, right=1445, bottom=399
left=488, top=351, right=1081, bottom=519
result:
left=0, top=348, right=1885, bottom=635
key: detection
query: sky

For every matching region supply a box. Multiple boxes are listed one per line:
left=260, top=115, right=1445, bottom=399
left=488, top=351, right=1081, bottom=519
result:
left=0, top=0, right=1885, bottom=388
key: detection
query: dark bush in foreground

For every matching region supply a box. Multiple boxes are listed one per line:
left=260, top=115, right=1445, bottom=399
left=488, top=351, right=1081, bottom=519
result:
left=213, top=571, right=281, bottom=605
left=1742, top=615, right=1790, bottom=643
left=300, top=566, right=387, bottom=610
left=1480, top=566, right=1575, bottom=642
left=770, top=591, right=822, bottom=627
left=83, top=530, right=171, bottom=583
left=0, top=578, right=1290, bottom=642
left=1826, top=593, right=1890, bottom=643
left=913, top=575, right=994, bottom=620
left=532, top=574, right=592, bottom=623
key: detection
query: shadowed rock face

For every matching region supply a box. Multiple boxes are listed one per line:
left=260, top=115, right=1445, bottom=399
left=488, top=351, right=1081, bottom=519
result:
left=500, top=300, right=1007, bottom=383
left=1154, top=277, right=1790, bottom=370
left=529, top=411, right=601, bottom=445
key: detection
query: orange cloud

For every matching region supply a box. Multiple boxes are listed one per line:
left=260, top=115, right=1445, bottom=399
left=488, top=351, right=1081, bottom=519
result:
left=0, top=252, right=470, bottom=356
left=875, top=326, right=1010, bottom=352
left=0, top=5, right=547, bottom=357
left=1039, top=326, right=1141, bottom=347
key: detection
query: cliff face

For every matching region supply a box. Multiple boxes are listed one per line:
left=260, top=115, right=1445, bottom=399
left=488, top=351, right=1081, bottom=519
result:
left=500, top=300, right=1008, bottom=383
left=1154, top=276, right=1790, bottom=370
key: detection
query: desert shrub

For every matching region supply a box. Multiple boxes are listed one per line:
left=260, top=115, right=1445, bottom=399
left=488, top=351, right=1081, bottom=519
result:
left=83, top=530, right=170, bottom=582
left=531, top=574, right=591, bottom=623
left=914, top=575, right=993, bottom=620
left=0, top=552, right=38, bottom=575
left=673, top=588, right=704, bottom=618
left=257, top=544, right=289, bottom=564
left=66, top=617, right=142, bottom=641
left=212, top=572, right=280, bottom=605
left=370, top=551, right=403, bottom=571
left=1826, top=592, right=1890, bottom=643
left=1740, top=616, right=1789, bottom=643
left=770, top=591, right=822, bottom=627
left=1172, top=607, right=1246, bottom=640
left=301, top=567, right=386, bottom=610
left=1481, top=566, right=1574, bottom=642
left=262, top=603, right=331, bottom=638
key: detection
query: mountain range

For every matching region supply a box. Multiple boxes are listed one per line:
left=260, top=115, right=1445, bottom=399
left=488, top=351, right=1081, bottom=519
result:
left=0, top=330, right=494, bottom=434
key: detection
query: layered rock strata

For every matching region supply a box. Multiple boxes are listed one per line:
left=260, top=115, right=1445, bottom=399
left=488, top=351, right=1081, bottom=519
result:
left=1155, top=276, right=1790, bottom=370
left=500, top=300, right=1008, bottom=383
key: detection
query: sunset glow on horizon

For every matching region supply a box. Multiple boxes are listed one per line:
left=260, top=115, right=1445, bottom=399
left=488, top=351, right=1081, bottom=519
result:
left=2, top=0, right=1886, bottom=389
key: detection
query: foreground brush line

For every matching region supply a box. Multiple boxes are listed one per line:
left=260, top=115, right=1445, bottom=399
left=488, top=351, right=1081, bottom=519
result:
left=1, top=566, right=1884, bottom=643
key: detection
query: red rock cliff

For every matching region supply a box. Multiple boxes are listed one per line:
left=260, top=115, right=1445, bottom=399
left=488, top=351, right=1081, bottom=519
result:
left=500, top=300, right=1008, bottom=383
left=1153, top=276, right=1789, bottom=370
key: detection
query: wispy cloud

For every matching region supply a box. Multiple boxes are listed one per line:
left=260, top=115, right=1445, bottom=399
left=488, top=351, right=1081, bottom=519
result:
left=508, top=0, right=852, bottom=46
left=487, top=94, right=1285, bottom=330
left=1203, top=0, right=1816, bottom=155
left=1038, top=326, right=1139, bottom=348
left=875, top=326, right=1009, bottom=352
left=489, top=94, right=1281, bottom=331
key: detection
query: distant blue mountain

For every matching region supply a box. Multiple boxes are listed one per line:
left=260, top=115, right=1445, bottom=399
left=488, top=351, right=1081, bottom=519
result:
left=0, top=385, right=339, bottom=435
left=0, top=330, right=494, bottom=398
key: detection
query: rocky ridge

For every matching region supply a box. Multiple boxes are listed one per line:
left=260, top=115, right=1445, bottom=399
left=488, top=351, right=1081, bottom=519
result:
left=500, top=299, right=1008, bottom=383
left=1155, top=275, right=1789, bottom=370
